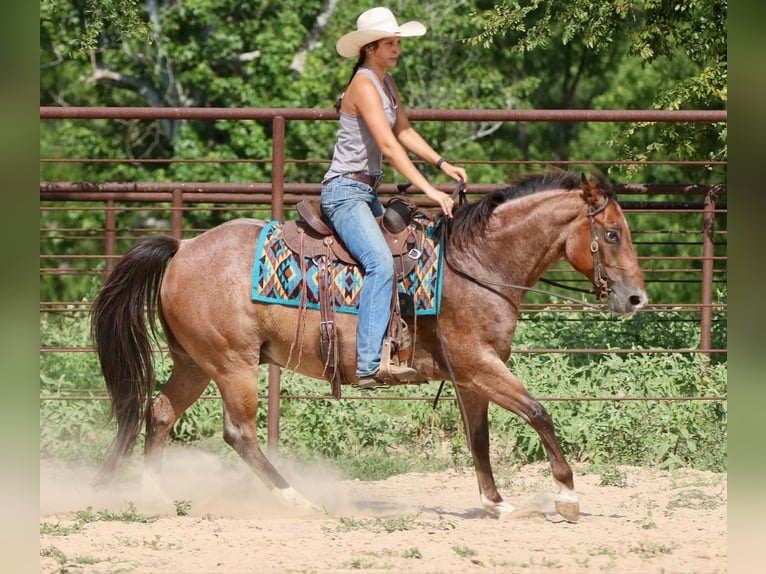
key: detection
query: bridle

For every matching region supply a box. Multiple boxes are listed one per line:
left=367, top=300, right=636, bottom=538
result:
left=584, top=194, right=612, bottom=302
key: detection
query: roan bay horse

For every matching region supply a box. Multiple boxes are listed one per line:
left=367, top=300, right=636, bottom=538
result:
left=91, top=169, right=647, bottom=521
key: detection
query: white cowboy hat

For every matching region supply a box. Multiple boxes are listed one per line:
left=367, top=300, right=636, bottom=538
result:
left=336, top=7, right=426, bottom=58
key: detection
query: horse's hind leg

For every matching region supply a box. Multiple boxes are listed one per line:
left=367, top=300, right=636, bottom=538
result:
left=455, top=387, right=517, bottom=516
left=216, top=369, right=320, bottom=513
left=144, top=353, right=211, bottom=480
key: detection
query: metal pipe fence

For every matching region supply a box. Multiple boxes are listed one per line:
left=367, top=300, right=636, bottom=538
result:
left=40, top=106, right=727, bottom=450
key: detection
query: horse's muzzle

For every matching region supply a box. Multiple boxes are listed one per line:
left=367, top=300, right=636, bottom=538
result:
left=609, top=288, right=648, bottom=316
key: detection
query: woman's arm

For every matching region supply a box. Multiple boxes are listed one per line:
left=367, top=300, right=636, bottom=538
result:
left=389, top=76, right=468, bottom=185
left=347, top=74, right=456, bottom=216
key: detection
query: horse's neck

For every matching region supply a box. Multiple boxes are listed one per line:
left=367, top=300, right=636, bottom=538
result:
left=471, top=190, right=581, bottom=284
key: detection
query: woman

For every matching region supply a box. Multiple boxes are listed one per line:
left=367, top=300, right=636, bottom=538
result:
left=321, top=7, right=468, bottom=389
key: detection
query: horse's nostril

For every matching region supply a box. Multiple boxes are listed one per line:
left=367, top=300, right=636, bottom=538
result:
left=629, top=294, right=644, bottom=307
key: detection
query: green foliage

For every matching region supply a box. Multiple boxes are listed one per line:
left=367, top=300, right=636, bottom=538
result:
left=174, top=499, right=192, bottom=516
left=166, top=384, right=224, bottom=444
left=77, top=502, right=158, bottom=523
left=40, top=312, right=115, bottom=463
left=467, top=0, right=727, bottom=167
left=514, top=294, right=728, bottom=366
left=493, top=351, right=726, bottom=471
left=278, top=380, right=399, bottom=458
left=452, top=544, right=478, bottom=558
left=334, top=515, right=417, bottom=533
left=40, top=0, right=725, bottom=180
left=40, top=0, right=150, bottom=58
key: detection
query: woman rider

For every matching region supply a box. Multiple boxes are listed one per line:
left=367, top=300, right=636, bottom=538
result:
left=321, top=7, right=468, bottom=389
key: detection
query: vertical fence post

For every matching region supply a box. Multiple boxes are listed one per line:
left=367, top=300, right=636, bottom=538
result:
left=267, top=116, right=286, bottom=454
left=104, top=199, right=116, bottom=275
left=699, top=188, right=716, bottom=366
left=171, top=189, right=184, bottom=240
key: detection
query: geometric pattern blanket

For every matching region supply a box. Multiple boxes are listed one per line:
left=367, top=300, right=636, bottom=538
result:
left=251, top=213, right=444, bottom=315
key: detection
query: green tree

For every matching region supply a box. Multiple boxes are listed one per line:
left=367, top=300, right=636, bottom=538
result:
left=468, top=0, right=727, bottom=177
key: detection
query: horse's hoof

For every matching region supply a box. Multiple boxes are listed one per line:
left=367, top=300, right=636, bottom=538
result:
left=481, top=494, right=516, bottom=517
left=554, top=500, right=580, bottom=522
left=277, top=486, right=322, bottom=513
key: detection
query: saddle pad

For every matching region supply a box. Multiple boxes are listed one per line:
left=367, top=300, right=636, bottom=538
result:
left=251, top=215, right=444, bottom=315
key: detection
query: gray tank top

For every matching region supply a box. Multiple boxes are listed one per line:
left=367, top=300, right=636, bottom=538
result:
left=323, top=68, right=397, bottom=182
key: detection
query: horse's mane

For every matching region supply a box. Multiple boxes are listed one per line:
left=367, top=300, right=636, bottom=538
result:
left=449, top=169, right=612, bottom=240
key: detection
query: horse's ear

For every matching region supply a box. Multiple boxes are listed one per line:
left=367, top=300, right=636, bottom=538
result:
left=580, top=172, right=598, bottom=206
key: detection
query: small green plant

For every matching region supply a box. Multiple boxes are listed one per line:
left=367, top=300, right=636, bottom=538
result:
left=144, top=535, right=175, bottom=551
left=335, top=515, right=416, bottom=533
left=588, top=545, right=617, bottom=557
left=402, top=547, right=422, bottom=559
left=77, top=502, right=158, bottom=524
left=666, top=488, right=721, bottom=513
left=40, top=545, right=67, bottom=565
left=174, top=499, right=192, bottom=516
left=629, top=542, right=674, bottom=558
left=597, top=465, right=628, bottom=487
left=344, top=558, right=377, bottom=569
left=452, top=544, right=477, bottom=558
left=40, top=522, right=82, bottom=536
left=115, top=535, right=176, bottom=551
left=429, top=518, right=457, bottom=531
left=638, top=510, right=658, bottom=529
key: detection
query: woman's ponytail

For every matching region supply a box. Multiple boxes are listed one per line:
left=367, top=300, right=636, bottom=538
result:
left=334, top=51, right=367, bottom=113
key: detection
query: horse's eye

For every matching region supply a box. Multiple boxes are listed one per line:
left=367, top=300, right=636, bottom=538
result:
left=604, top=229, right=620, bottom=243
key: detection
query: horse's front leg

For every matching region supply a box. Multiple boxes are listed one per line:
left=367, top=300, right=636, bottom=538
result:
left=462, top=363, right=579, bottom=522
left=521, top=395, right=580, bottom=521
left=454, top=387, right=517, bottom=516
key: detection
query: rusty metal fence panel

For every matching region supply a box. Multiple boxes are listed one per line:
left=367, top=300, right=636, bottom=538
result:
left=39, top=107, right=727, bottom=449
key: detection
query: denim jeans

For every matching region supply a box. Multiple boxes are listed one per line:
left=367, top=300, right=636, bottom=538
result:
left=321, top=176, right=394, bottom=377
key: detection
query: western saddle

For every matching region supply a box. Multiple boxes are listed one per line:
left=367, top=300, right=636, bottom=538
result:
left=281, top=197, right=427, bottom=396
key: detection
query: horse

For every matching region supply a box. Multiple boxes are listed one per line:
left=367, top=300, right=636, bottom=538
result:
left=91, top=169, right=647, bottom=521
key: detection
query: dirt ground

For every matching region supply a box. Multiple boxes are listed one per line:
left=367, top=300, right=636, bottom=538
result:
left=40, top=449, right=727, bottom=573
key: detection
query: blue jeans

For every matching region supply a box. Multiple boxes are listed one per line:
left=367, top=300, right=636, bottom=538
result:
left=321, top=177, right=394, bottom=377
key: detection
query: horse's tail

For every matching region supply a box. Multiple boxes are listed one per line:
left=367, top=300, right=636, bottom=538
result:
left=91, top=235, right=179, bottom=484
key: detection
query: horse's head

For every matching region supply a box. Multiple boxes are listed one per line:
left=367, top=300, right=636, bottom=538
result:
left=567, top=173, right=648, bottom=315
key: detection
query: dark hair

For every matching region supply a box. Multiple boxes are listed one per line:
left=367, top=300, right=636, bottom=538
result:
left=334, top=42, right=376, bottom=113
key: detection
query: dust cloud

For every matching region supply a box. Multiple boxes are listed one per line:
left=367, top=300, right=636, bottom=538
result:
left=39, top=447, right=365, bottom=519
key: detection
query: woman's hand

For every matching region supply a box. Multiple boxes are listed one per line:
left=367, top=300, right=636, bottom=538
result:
left=440, top=161, right=468, bottom=189
left=424, top=187, right=455, bottom=218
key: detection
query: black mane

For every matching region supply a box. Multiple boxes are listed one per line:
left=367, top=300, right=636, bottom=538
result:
left=449, top=169, right=611, bottom=240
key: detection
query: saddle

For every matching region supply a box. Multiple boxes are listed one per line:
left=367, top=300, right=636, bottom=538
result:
left=281, top=197, right=426, bottom=397
left=282, top=198, right=425, bottom=277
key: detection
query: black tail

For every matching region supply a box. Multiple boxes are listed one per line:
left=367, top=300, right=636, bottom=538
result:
left=90, top=235, right=179, bottom=483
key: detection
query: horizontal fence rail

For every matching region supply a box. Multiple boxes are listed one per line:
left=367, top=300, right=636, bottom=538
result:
left=40, top=106, right=727, bottom=451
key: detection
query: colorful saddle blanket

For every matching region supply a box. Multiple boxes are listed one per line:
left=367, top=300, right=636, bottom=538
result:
left=251, top=214, right=444, bottom=315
